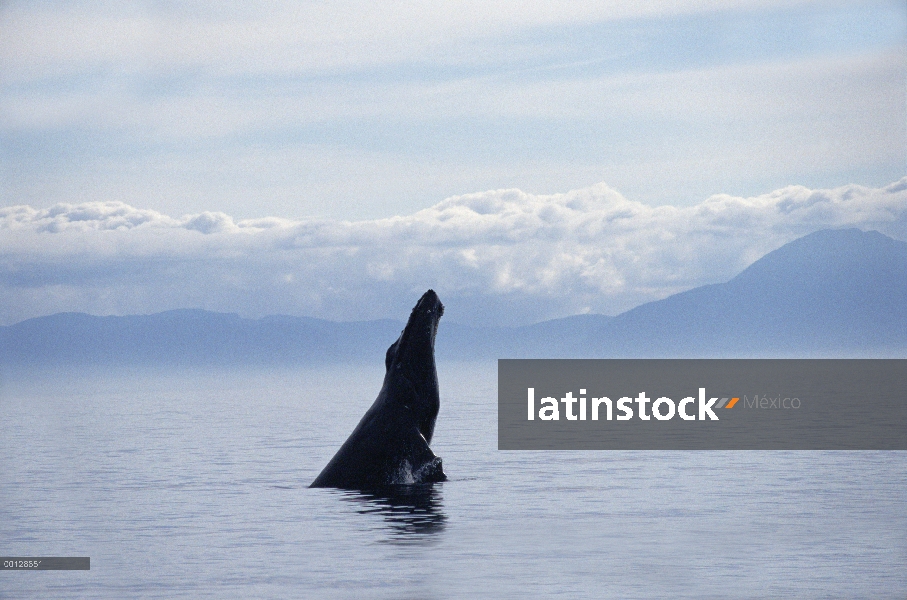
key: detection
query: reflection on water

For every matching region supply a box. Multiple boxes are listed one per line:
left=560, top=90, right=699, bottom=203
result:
left=339, top=484, right=446, bottom=544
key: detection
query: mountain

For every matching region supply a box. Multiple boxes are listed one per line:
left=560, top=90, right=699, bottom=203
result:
left=1, top=228, right=904, bottom=366
left=437, top=314, right=614, bottom=359
left=0, top=308, right=611, bottom=366
left=0, top=309, right=404, bottom=366
left=589, top=228, right=907, bottom=356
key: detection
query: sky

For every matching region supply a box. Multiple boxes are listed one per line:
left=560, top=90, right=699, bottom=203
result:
left=0, top=0, right=905, bottom=326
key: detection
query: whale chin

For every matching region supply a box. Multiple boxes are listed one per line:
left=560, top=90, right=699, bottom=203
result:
left=389, top=456, right=447, bottom=486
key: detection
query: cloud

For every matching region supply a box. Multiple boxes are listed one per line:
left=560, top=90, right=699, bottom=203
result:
left=1, top=179, right=905, bottom=326
left=2, top=2, right=903, bottom=223
left=1, top=1, right=813, bottom=81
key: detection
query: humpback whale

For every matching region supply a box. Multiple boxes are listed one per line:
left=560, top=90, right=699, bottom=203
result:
left=310, top=290, right=446, bottom=489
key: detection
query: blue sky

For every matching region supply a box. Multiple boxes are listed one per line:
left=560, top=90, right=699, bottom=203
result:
left=0, top=1, right=905, bottom=325
left=2, top=0, right=904, bottom=220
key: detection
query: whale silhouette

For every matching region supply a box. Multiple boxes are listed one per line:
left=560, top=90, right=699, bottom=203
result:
left=310, top=290, right=446, bottom=489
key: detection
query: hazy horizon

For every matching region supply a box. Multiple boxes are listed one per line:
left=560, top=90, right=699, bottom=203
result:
left=2, top=179, right=907, bottom=327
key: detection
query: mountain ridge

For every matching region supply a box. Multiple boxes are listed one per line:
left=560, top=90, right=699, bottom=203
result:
left=2, top=228, right=904, bottom=365
left=589, top=228, right=907, bottom=356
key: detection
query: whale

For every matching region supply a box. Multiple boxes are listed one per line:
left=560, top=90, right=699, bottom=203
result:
left=310, top=289, right=446, bottom=489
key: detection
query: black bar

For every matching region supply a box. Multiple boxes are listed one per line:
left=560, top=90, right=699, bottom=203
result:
left=1, top=557, right=90, bottom=570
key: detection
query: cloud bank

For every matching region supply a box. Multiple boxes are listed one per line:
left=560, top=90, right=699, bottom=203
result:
left=2, top=179, right=906, bottom=326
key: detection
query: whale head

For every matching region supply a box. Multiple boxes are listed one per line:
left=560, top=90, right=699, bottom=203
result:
left=383, top=289, right=444, bottom=442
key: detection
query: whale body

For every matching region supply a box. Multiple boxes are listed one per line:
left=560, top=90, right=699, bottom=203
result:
left=310, top=290, right=446, bottom=489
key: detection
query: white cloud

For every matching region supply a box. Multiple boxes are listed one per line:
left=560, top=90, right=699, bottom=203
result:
left=1, top=179, right=905, bottom=326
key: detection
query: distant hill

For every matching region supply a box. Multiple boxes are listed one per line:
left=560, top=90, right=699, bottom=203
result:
left=0, top=307, right=612, bottom=366
left=1, top=228, right=904, bottom=366
left=588, top=228, right=907, bottom=356
left=437, top=314, right=615, bottom=359
left=0, top=310, right=404, bottom=366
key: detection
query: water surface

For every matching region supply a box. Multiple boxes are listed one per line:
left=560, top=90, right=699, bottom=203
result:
left=2, top=363, right=905, bottom=598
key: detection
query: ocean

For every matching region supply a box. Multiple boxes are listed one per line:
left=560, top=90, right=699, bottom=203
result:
left=2, top=362, right=905, bottom=598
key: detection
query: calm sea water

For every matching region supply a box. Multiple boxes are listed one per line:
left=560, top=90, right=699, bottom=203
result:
left=1, top=362, right=905, bottom=599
